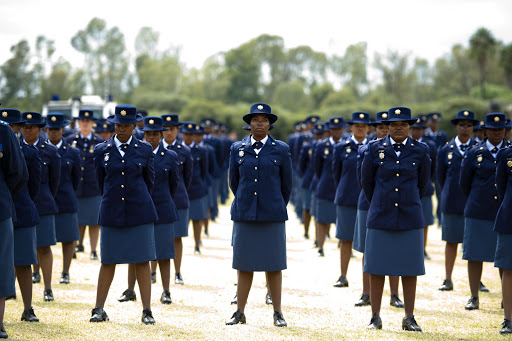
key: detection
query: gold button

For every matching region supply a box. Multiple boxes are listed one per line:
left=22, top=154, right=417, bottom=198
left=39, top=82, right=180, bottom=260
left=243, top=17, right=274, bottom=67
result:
left=494, top=196, right=498, bottom=200
left=396, top=173, right=399, bottom=177
left=396, top=161, right=399, bottom=164
left=255, top=167, right=257, bottom=170
left=395, top=188, right=398, bottom=192
left=256, top=155, right=258, bottom=158
left=81, top=177, right=83, bottom=181
left=121, top=185, right=124, bottom=188
left=67, top=162, right=70, bottom=165
left=121, top=172, right=124, bottom=175
left=83, top=148, right=86, bottom=151
left=122, top=160, right=125, bottom=163
left=82, top=157, right=86, bottom=160
left=395, top=203, right=398, bottom=207
left=494, top=161, right=497, bottom=164
left=122, top=197, right=125, bottom=201
left=81, top=167, right=84, bottom=171
left=254, top=179, right=257, bottom=182
left=254, top=192, right=257, bottom=195
left=413, top=163, right=416, bottom=165
left=495, top=184, right=497, bottom=187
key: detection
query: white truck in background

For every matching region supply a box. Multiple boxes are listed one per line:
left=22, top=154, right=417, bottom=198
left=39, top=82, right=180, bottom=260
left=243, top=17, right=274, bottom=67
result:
left=42, top=95, right=117, bottom=120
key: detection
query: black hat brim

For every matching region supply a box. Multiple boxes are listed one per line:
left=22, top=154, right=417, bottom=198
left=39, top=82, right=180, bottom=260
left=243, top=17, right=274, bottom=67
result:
left=108, top=114, right=143, bottom=124
left=243, top=113, right=278, bottom=125
left=382, top=119, right=417, bottom=126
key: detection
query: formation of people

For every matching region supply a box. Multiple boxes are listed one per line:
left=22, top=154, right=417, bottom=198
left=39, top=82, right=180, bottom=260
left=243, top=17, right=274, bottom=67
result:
left=0, top=102, right=511, bottom=338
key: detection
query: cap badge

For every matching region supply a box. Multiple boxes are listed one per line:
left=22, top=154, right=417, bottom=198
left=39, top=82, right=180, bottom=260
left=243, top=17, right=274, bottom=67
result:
left=312, top=117, right=317, bottom=122
left=148, top=119, right=154, bottom=125
left=382, top=113, right=388, bottom=119
left=239, top=150, right=244, bottom=157
left=206, top=120, right=211, bottom=125
left=434, top=114, right=439, bottom=119
left=334, top=118, right=339, bottom=124
left=1, top=112, right=7, bottom=118
left=416, top=118, right=420, bottom=123
left=120, top=110, right=126, bottom=116
left=93, top=123, right=97, bottom=128
left=257, top=105, right=264, bottom=110
left=51, top=116, right=57, bottom=121
left=359, top=113, right=365, bottom=119
left=395, top=109, right=401, bottom=115
left=27, top=114, right=33, bottom=119
left=494, top=116, right=500, bottom=122
left=103, top=124, right=108, bottom=128
left=188, top=124, right=193, bottom=129
left=85, top=112, right=90, bottom=117
left=463, top=111, right=469, bottom=116
left=166, top=117, right=171, bottom=121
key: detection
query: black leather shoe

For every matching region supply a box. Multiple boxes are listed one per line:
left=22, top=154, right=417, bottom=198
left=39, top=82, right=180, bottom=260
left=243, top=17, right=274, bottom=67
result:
left=118, top=289, right=136, bottom=302
left=230, top=293, right=237, bottom=305
left=32, top=272, right=41, bottom=283
left=194, top=246, right=201, bottom=255
left=226, top=310, right=246, bottom=325
left=479, top=281, right=489, bottom=292
left=265, top=293, right=273, bottom=305
left=304, top=233, right=309, bottom=240
left=44, top=289, right=54, bottom=302
left=367, top=314, right=382, bottom=330
left=402, top=316, right=422, bottom=331
left=21, top=307, right=39, bottom=322
left=501, top=319, right=512, bottom=334
left=5, top=293, right=16, bottom=300
left=318, top=248, right=324, bottom=257
left=151, top=272, right=156, bottom=284
left=465, top=296, right=479, bottom=310
left=439, top=279, right=453, bottom=291
left=273, top=311, right=287, bottom=327
left=424, top=250, right=431, bottom=260
left=333, top=275, right=349, bottom=288
left=160, top=291, right=172, bottom=304
left=72, top=251, right=77, bottom=259
left=75, top=244, right=84, bottom=252
left=313, top=240, right=318, bottom=248
left=60, top=273, right=70, bottom=284
left=0, top=326, right=7, bottom=339
left=90, top=307, right=109, bottom=322
left=355, top=294, right=370, bottom=307
left=90, top=251, right=98, bottom=260
left=390, top=294, right=404, bottom=308
left=142, top=309, right=155, bottom=324
left=175, top=273, right=184, bottom=285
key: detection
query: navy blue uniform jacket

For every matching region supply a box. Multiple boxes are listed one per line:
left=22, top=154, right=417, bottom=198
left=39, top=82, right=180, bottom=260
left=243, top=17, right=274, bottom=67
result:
left=94, top=136, right=158, bottom=227
left=333, top=139, right=364, bottom=207
left=314, top=139, right=339, bottom=201
left=152, top=144, right=179, bottom=224
left=55, top=141, right=81, bottom=213
left=13, top=143, right=41, bottom=228
left=495, top=146, right=512, bottom=233
left=362, top=136, right=431, bottom=230
left=33, top=140, right=61, bottom=216
left=420, top=139, right=437, bottom=197
left=186, top=143, right=208, bottom=200
left=229, top=135, right=292, bottom=222
left=356, top=144, right=370, bottom=211
left=67, top=133, right=104, bottom=197
left=299, top=141, right=314, bottom=189
left=167, top=141, right=193, bottom=209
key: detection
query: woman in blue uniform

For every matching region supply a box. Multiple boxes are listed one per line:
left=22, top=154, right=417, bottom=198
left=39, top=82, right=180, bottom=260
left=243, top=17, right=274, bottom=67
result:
left=118, top=116, right=180, bottom=305
left=66, top=109, right=104, bottom=260
left=437, top=110, right=479, bottom=291
left=459, top=112, right=509, bottom=311
left=181, top=122, right=208, bottom=254
left=226, top=103, right=292, bottom=327
left=0, top=114, right=28, bottom=339
left=361, top=107, right=431, bottom=331
left=3, top=109, right=41, bottom=322
left=332, top=112, right=369, bottom=288
left=94, top=119, right=115, bottom=141
left=161, top=114, right=193, bottom=285
left=494, top=143, right=512, bottom=334
left=89, top=104, right=157, bottom=324
left=21, top=112, right=61, bottom=302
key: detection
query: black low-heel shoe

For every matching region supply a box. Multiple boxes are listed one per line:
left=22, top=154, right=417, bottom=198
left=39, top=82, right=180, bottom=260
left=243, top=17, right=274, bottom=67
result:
left=367, top=314, right=382, bottom=330
left=273, top=311, right=287, bottom=327
left=21, top=307, right=39, bottom=322
left=402, top=316, right=422, bottom=332
left=226, top=310, right=246, bottom=325
left=142, top=309, right=155, bottom=324
left=90, top=307, right=109, bottom=322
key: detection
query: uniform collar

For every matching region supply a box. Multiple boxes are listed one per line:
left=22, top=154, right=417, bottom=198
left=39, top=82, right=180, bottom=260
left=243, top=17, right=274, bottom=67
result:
left=80, top=132, right=92, bottom=140
left=389, top=136, right=408, bottom=146
left=250, top=134, right=268, bottom=147
left=350, top=135, right=367, bottom=145
left=48, top=139, right=63, bottom=149
left=114, top=135, right=133, bottom=148
left=486, top=139, right=503, bottom=152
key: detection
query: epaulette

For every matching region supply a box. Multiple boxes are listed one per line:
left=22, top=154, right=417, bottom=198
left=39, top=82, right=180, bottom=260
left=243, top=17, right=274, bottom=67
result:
left=0, top=120, right=8, bottom=126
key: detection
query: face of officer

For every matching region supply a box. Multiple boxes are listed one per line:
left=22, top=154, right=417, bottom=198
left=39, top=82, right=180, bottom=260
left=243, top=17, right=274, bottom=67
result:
left=21, top=124, right=40, bottom=144
left=98, top=131, right=113, bottom=140
left=375, top=124, right=388, bottom=139
left=48, top=127, right=64, bottom=145
left=388, top=121, right=410, bottom=143
left=163, top=126, right=179, bottom=144
left=486, top=128, right=505, bottom=146
left=182, top=133, right=195, bottom=146
left=10, top=124, right=23, bottom=134
left=115, top=123, right=136, bottom=143
left=250, top=114, right=270, bottom=140
left=455, top=120, right=474, bottom=141
left=411, top=127, right=424, bottom=140
left=329, top=128, right=343, bottom=142
left=144, top=131, right=162, bottom=150
left=78, top=119, right=94, bottom=135
left=350, top=124, right=369, bottom=142
left=194, top=133, right=203, bottom=144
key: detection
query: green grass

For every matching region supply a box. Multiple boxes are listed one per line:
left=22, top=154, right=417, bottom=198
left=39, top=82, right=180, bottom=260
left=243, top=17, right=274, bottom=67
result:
left=3, top=200, right=507, bottom=340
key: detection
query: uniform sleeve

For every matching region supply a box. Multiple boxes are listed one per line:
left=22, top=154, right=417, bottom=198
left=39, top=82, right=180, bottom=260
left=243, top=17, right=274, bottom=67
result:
left=183, top=150, right=193, bottom=189
left=94, top=148, right=106, bottom=194
left=298, top=145, right=309, bottom=175
left=361, top=146, right=376, bottom=202
left=71, top=150, right=81, bottom=191
left=12, top=149, right=29, bottom=195
left=356, top=146, right=366, bottom=189
left=201, top=148, right=208, bottom=181
left=143, top=149, right=155, bottom=195
left=228, top=145, right=239, bottom=195
left=429, top=143, right=437, bottom=182
left=436, top=147, right=447, bottom=188
left=496, top=151, right=508, bottom=201
left=168, top=153, right=179, bottom=198
left=280, top=145, right=293, bottom=205
left=459, top=152, right=474, bottom=198
left=332, top=145, right=342, bottom=187
left=1, top=127, right=25, bottom=194
left=208, top=147, right=217, bottom=177
left=313, top=144, right=323, bottom=178
left=27, top=148, right=42, bottom=200
left=49, top=148, right=61, bottom=197
left=417, top=148, right=431, bottom=197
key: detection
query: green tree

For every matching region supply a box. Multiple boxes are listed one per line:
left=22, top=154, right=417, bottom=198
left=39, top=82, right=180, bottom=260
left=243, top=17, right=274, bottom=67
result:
left=224, top=42, right=260, bottom=103
left=272, top=81, right=312, bottom=113
left=0, top=40, right=33, bottom=101
left=500, top=43, right=512, bottom=89
left=373, top=50, right=415, bottom=103
left=331, top=42, right=368, bottom=98
left=469, top=27, right=497, bottom=98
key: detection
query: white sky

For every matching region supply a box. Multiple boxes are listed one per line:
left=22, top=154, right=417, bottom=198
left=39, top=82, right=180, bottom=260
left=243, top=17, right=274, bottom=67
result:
left=1, top=0, right=511, bottom=74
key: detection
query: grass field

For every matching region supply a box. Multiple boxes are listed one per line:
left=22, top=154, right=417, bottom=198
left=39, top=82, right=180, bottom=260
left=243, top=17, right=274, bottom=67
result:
left=3, top=200, right=507, bottom=340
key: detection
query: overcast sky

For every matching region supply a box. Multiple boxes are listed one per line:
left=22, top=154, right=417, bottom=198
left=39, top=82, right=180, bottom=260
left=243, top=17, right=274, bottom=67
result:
left=1, top=0, right=511, bottom=72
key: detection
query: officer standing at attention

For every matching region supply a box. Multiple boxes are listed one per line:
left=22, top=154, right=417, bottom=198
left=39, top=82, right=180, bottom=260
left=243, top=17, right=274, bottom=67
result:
left=362, top=107, right=430, bottom=332
left=201, top=118, right=221, bottom=222
left=161, top=114, right=193, bottom=285
left=3, top=109, right=41, bottom=323
left=45, top=113, right=81, bottom=285
left=0, top=115, right=26, bottom=339
left=226, top=103, right=292, bottom=327
left=94, top=119, right=115, bottom=141
left=459, top=112, right=510, bottom=311
left=21, top=112, right=61, bottom=302
left=437, top=110, right=479, bottom=292
left=67, top=109, right=105, bottom=260
left=89, top=104, right=157, bottom=324
left=133, top=110, right=147, bottom=140
left=494, top=141, right=512, bottom=334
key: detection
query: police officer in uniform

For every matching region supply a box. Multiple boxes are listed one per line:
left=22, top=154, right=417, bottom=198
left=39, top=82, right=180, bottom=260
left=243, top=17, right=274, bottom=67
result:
left=67, top=109, right=105, bottom=260
left=22, top=112, right=61, bottom=302
left=0, top=115, right=26, bottom=339
left=459, top=112, right=510, bottom=311
left=90, top=104, right=157, bottom=324
left=226, top=103, right=292, bottom=327
left=362, top=107, right=431, bottom=331
left=94, top=118, right=115, bottom=141
left=133, top=110, right=148, bottom=140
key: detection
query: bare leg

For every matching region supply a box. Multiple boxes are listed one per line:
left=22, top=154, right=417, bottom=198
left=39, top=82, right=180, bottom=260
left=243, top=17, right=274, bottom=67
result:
left=340, top=240, right=352, bottom=277
left=370, top=274, right=385, bottom=317
left=317, top=223, right=328, bottom=250
left=95, top=264, right=116, bottom=308
left=402, top=276, right=417, bottom=317
left=62, top=241, right=75, bottom=274
left=266, top=271, right=282, bottom=312
left=192, top=220, right=202, bottom=249
left=173, top=237, right=183, bottom=274
left=503, top=269, right=512, bottom=321
left=445, top=242, right=458, bottom=281
left=15, top=266, right=33, bottom=310
left=150, top=260, right=157, bottom=274
left=423, top=227, right=429, bottom=249
left=127, top=264, right=136, bottom=291
left=37, top=246, right=53, bottom=290
left=78, top=225, right=86, bottom=246
left=362, top=258, right=370, bottom=295
left=389, top=276, right=400, bottom=296
left=302, top=210, right=311, bottom=237
left=0, top=297, right=4, bottom=329
left=134, top=262, right=151, bottom=310
left=89, top=225, right=100, bottom=253
left=158, top=259, right=171, bottom=292
left=468, top=261, right=483, bottom=298
left=204, top=208, right=210, bottom=235
left=236, top=270, right=254, bottom=314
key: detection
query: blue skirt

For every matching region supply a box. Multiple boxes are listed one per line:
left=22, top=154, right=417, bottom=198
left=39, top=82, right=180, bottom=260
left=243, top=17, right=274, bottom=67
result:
left=155, top=223, right=175, bottom=260
left=14, top=226, right=37, bottom=266
left=364, top=228, right=425, bottom=276
left=77, top=195, right=101, bottom=226
left=174, top=208, right=189, bottom=238
left=335, top=205, right=357, bottom=241
left=315, top=198, right=336, bottom=224
left=55, top=212, right=79, bottom=243
left=189, top=196, right=208, bottom=221
left=100, top=223, right=156, bottom=264
left=421, top=196, right=434, bottom=226
left=0, top=218, right=15, bottom=298
left=232, top=221, right=287, bottom=272
left=463, top=217, right=498, bottom=262
left=310, top=195, right=317, bottom=217
left=302, top=188, right=312, bottom=211
left=441, top=213, right=464, bottom=244
left=36, top=215, right=56, bottom=247
left=353, top=209, right=368, bottom=253
left=495, top=233, right=512, bottom=271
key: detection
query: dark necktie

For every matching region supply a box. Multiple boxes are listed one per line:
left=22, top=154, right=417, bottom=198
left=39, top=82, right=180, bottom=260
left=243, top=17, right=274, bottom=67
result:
left=253, top=141, right=263, bottom=149
left=121, top=143, right=128, bottom=151
left=491, top=147, right=499, bottom=154
left=393, top=143, right=402, bottom=152
left=460, top=144, right=468, bottom=152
